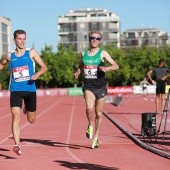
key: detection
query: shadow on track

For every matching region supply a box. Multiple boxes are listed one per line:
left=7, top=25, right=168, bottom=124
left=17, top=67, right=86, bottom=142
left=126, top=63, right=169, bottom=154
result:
left=0, top=148, right=16, bottom=159
left=54, top=160, right=119, bottom=170
left=20, top=138, right=91, bottom=149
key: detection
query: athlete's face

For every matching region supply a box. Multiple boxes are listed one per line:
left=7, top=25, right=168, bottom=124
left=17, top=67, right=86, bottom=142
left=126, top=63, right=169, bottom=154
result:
left=89, top=33, right=101, bottom=48
left=13, top=33, right=26, bottom=49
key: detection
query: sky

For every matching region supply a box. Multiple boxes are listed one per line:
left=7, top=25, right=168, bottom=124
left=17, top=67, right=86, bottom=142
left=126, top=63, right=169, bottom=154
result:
left=1, top=0, right=170, bottom=54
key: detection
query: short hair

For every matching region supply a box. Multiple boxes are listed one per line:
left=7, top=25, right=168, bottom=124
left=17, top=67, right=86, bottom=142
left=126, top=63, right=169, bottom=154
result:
left=89, top=30, right=102, bottom=40
left=13, top=30, right=26, bottom=39
left=159, top=59, right=164, bottom=65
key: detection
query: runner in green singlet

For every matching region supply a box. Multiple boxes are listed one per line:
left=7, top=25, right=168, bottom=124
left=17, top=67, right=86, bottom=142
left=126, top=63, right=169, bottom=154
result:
left=140, top=77, right=151, bottom=100
left=74, top=30, right=119, bottom=149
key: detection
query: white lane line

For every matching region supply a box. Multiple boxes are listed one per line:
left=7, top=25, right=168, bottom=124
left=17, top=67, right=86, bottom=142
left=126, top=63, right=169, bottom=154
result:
left=65, top=97, right=98, bottom=170
left=0, top=114, right=11, bottom=120
left=0, top=97, right=64, bottom=145
left=0, top=98, right=50, bottom=120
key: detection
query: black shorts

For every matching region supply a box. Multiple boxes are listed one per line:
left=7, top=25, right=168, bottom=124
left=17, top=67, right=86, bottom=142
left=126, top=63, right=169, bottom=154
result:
left=10, top=91, right=36, bottom=112
left=143, top=87, right=147, bottom=90
left=83, top=86, right=107, bottom=99
left=156, top=80, right=166, bottom=94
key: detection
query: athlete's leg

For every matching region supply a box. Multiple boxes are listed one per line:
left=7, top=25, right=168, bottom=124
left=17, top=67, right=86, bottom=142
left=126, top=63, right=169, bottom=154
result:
left=11, top=107, right=21, bottom=145
left=10, top=92, right=22, bottom=146
left=156, top=94, right=160, bottom=113
left=84, top=90, right=95, bottom=126
left=24, top=92, right=36, bottom=123
left=143, top=89, right=146, bottom=97
left=93, top=97, right=105, bottom=139
left=143, top=89, right=147, bottom=100
left=27, top=111, right=36, bottom=123
left=161, top=93, right=166, bottom=113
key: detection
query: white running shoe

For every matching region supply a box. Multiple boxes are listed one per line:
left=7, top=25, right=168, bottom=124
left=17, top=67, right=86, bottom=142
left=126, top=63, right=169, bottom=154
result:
left=13, top=144, right=22, bottom=155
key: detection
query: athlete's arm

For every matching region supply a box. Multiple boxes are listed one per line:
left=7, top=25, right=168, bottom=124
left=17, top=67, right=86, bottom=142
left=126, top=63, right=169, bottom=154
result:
left=147, top=81, right=151, bottom=85
left=140, top=81, right=143, bottom=86
left=30, top=48, right=48, bottom=80
left=99, top=50, right=119, bottom=73
left=160, top=68, right=170, bottom=80
left=74, top=52, right=84, bottom=79
left=162, top=73, right=170, bottom=80
left=0, top=52, right=10, bottom=70
left=147, top=70, right=156, bottom=85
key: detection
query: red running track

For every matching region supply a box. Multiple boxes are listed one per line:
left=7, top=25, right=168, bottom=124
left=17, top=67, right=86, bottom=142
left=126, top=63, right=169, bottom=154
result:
left=0, top=94, right=169, bottom=170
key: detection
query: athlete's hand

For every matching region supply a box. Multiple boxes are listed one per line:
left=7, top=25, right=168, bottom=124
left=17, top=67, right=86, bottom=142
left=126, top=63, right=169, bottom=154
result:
left=30, top=73, right=40, bottom=80
left=151, top=80, right=156, bottom=85
left=162, top=76, right=167, bottom=81
left=74, top=68, right=81, bottom=79
left=99, top=66, right=108, bottom=72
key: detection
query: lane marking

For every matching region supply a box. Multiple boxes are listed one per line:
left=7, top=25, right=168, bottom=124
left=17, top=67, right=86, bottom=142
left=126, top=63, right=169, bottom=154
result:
left=0, top=97, right=64, bottom=145
left=65, top=97, right=98, bottom=170
left=0, top=98, right=50, bottom=120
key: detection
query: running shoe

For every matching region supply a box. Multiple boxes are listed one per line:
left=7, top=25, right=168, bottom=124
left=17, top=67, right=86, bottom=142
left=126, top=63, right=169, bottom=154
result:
left=86, top=125, right=93, bottom=139
left=92, top=138, right=99, bottom=149
left=13, top=144, right=22, bottom=155
left=155, top=111, right=159, bottom=115
left=23, top=107, right=27, bottom=115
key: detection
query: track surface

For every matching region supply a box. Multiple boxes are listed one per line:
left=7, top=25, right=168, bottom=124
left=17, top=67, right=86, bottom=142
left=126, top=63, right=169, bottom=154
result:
left=0, top=94, right=170, bottom=170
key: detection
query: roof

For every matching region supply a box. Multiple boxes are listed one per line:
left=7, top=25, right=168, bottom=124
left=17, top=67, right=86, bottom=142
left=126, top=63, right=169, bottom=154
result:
left=124, top=27, right=159, bottom=32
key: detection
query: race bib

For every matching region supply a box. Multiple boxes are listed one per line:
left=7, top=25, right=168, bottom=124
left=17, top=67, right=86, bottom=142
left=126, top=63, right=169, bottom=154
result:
left=13, top=66, right=30, bottom=82
left=84, top=65, right=97, bottom=79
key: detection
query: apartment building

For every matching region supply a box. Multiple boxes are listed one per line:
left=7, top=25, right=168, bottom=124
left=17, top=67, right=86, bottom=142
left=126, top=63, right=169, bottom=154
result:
left=120, top=27, right=169, bottom=49
left=58, top=8, right=120, bottom=53
left=0, top=16, right=12, bottom=58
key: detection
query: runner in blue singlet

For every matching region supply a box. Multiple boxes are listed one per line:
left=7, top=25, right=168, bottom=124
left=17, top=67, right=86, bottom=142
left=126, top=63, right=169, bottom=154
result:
left=0, top=30, right=48, bottom=155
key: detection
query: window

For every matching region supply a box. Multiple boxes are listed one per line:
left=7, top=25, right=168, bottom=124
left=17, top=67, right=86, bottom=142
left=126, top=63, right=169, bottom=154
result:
left=91, top=22, right=97, bottom=30
left=102, top=22, right=106, bottom=28
left=98, top=14, right=107, bottom=17
left=74, top=35, right=77, bottom=41
left=109, top=23, right=116, bottom=30
left=128, top=33, right=135, bottom=38
left=3, top=44, right=8, bottom=54
left=2, top=23, right=8, bottom=33
left=70, top=23, right=74, bottom=32
left=109, top=33, right=117, bottom=39
left=84, top=35, right=87, bottom=41
left=2, top=33, right=8, bottom=43
left=80, top=23, right=85, bottom=31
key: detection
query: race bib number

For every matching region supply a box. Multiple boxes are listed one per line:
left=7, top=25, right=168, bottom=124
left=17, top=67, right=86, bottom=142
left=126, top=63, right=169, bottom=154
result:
left=13, top=66, right=30, bottom=82
left=84, top=65, right=97, bottom=79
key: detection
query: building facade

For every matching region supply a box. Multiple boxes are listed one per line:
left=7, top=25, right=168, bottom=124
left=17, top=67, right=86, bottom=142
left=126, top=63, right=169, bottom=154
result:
left=120, top=27, right=169, bottom=49
left=0, top=16, right=12, bottom=58
left=58, top=8, right=120, bottom=53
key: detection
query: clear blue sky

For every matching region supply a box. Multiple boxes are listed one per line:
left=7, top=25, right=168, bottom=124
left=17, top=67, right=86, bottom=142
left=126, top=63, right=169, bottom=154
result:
left=1, top=0, right=170, bottom=53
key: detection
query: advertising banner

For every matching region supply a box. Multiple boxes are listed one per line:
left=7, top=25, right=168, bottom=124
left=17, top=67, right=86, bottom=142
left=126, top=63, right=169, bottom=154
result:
left=68, top=87, right=83, bottom=96
left=107, top=86, right=134, bottom=95
left=44, top=88, right=68, bottom=96
left=133, top=85, right=156, bottom=94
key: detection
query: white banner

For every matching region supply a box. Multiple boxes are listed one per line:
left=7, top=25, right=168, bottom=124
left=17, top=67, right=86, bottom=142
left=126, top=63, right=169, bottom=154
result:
left=133, top=85, right=156, bottom=94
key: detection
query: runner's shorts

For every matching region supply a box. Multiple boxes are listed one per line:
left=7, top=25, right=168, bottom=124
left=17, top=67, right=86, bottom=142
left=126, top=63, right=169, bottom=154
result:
left=83, top=86, right=107, bottom=99
left=10, top=91, right=36, bottom=112
left=156, top=80, right=166, bottom=94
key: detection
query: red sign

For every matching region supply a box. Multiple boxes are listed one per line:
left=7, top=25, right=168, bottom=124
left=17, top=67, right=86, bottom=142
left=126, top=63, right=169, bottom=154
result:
left=107, top=86, right=134, bottom=95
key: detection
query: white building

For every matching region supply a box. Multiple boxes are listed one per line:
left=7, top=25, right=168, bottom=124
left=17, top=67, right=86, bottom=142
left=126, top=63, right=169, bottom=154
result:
left=120, top=27, right=169, bottom=49
left=0, top=16, right=12, bottom=58
left=58, top=8, right=120, bottom=53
